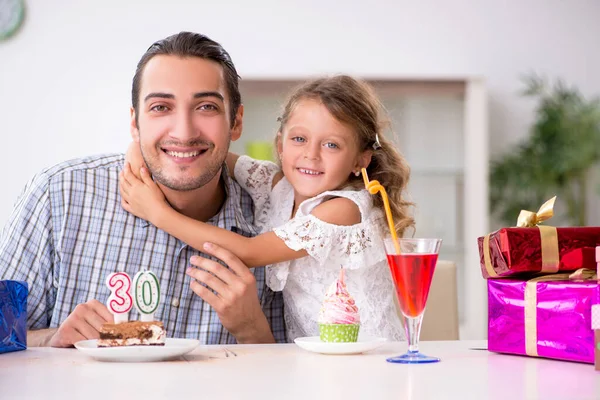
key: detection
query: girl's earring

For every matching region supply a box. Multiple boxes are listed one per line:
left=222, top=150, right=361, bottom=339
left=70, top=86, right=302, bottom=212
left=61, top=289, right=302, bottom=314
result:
left=354, top=170, right=360, bottom=177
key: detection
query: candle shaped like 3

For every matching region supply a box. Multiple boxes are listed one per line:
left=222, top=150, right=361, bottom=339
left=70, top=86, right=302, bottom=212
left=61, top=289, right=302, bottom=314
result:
left=106, top=272, right=133, bottom=323
left=133, top=270, right=160, bottom=321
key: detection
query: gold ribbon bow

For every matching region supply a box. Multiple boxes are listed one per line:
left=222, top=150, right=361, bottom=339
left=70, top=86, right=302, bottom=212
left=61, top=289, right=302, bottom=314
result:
left=524, top=268, right=597, bottom=356
left=483, top=196, right=559, bottom=277
left=516, top=196, right=556, bottom=228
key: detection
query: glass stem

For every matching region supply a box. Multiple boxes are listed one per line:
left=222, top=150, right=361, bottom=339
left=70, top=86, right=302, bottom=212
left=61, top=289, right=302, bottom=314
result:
left=404, top=315, right=424, bottom=353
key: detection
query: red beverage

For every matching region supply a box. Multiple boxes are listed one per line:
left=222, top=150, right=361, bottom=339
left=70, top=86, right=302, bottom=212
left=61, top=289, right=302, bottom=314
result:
left=386, top=253, right=438, bottom=318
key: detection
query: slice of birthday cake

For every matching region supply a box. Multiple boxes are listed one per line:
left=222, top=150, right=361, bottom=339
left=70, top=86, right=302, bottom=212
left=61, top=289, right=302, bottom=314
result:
left=98, top=321, right=166, bottom=347
left=100, top=270, right=165, bottom=347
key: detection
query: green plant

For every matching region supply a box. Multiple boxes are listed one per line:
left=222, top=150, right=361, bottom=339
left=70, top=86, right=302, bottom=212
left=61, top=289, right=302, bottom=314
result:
left=490, top=74, right=600, bottom=227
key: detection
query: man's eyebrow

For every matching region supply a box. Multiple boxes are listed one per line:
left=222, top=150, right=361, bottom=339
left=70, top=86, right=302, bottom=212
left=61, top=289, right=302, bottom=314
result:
left=143, top=92, right=225, bottom=102
left=193, top=91, right=224, bottom=102
left=144, top=92, right=174, bottom=102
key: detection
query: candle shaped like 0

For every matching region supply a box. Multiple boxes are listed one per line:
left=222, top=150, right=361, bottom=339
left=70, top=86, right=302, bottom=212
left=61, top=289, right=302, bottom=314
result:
left=106, top=272, right=133, bottom=323
left=133, top=270, right=160, bottom=321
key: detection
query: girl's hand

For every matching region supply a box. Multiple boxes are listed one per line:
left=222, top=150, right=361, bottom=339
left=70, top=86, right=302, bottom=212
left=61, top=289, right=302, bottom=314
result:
left=120, top=162, right=168, bottom=223
left=125, top=142, right=147, bottom=180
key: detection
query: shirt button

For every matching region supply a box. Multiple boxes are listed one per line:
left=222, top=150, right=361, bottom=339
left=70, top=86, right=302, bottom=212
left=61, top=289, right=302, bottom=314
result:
left=171, top=298, right=180, bottom=307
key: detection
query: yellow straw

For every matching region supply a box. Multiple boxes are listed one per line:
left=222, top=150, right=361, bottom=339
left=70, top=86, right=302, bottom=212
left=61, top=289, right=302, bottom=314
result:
left=361, top=168, right=401, bottom=254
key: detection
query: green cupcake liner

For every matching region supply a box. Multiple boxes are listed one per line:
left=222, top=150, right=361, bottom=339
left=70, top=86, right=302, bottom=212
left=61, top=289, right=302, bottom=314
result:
left=319, top=323, right=360, bottom=343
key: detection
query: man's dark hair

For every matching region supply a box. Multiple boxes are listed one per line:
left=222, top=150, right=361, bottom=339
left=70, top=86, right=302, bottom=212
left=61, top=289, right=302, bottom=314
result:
left=131, top=31, right=241, bottom=126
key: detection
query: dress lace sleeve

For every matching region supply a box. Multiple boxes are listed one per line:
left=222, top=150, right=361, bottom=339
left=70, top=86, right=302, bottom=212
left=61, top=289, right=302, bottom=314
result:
left=234, top=156, right=280, bottom=228
left=272, top=214, right=387, bottom=270
left=233, top=156, right=280, bottom=198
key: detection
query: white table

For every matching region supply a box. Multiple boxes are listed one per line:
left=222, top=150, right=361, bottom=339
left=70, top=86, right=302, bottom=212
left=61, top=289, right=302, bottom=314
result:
left=1, top=340, right=598, bottom=400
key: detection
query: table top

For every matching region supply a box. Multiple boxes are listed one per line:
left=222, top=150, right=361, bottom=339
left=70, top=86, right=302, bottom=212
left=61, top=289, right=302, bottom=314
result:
left=1, top=340, right=598, bottom=400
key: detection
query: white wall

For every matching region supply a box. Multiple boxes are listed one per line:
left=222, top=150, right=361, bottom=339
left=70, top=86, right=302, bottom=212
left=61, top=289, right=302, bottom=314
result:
left=2, top=0, right=599, bottom=338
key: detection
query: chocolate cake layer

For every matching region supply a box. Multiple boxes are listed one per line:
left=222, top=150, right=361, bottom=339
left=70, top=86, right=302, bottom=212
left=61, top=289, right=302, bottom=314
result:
left=98, top=321, right=166, bottom=347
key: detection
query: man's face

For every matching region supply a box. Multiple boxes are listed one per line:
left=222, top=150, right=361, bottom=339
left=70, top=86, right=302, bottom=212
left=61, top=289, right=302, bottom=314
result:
left=131, top=55, right=242, bottom=191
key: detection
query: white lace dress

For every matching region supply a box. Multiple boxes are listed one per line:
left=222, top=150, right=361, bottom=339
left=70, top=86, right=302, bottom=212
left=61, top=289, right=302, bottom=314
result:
left=235, top=156, right=404, bottom=342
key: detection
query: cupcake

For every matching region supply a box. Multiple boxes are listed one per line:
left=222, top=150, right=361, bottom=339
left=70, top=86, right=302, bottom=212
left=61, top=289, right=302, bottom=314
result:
left=318, top=268, right=360, bottom=342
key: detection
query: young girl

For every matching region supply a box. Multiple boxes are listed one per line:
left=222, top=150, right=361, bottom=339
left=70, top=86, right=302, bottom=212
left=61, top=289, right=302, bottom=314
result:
left=120, top=75, right=414, bottom=341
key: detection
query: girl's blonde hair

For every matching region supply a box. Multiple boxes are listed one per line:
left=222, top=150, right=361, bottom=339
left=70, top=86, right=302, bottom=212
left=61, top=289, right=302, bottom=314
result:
left=276, top=75, right=415, bottom=237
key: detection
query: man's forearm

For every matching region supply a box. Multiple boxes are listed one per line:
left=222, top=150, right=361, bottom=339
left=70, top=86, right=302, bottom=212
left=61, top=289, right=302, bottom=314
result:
left=234, top=314, right=275, bottom=344
left=27, top=328, right=57, bottom=347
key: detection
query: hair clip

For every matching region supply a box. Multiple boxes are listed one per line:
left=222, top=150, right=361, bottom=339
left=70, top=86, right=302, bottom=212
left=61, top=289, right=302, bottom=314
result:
left=372, top=134, right=382, bottom=150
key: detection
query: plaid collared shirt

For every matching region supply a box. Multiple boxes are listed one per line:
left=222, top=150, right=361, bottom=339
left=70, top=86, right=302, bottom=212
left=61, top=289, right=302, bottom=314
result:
left=0, top=154, right=285, bottom=344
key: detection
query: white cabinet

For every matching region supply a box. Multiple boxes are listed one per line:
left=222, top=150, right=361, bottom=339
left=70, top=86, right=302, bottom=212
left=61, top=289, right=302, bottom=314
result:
left=234, top=78, right=489, bottom=339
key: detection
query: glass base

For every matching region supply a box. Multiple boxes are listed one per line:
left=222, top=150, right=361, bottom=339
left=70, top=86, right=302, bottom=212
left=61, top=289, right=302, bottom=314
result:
left=386, top=351, right=440, bottom=364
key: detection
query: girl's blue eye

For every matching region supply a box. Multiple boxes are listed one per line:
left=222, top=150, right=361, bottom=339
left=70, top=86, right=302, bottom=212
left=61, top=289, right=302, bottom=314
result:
left=325, top=142, right=339, bottom=149
left=291, top=137, right=306, bottom=143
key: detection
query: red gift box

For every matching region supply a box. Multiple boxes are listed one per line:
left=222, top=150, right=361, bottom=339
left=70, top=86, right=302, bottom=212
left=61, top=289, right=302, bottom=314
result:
left=478, top=197, right=600, bottom=278
left=478, top=227, right=600, bottom=279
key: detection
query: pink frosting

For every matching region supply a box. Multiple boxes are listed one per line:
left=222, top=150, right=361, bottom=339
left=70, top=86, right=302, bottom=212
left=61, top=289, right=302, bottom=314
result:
left=318, top=268, right=360, bottom=325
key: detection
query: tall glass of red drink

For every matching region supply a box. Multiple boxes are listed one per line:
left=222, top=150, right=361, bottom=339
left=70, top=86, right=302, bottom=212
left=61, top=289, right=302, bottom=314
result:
left=384, top=238, right=442, bottom=364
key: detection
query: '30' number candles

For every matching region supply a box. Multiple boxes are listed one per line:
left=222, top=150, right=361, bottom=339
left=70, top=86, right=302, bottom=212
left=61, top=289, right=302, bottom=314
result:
left=106, top=270, right=160, bottom=323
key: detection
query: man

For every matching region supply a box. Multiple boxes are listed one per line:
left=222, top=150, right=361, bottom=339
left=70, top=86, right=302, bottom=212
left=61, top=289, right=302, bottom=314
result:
left=0, top=32, right=285, bottom=347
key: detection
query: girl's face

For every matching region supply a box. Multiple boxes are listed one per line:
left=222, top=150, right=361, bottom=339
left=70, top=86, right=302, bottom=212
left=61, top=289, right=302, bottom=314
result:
left=278, top=99, right=370, bottom=203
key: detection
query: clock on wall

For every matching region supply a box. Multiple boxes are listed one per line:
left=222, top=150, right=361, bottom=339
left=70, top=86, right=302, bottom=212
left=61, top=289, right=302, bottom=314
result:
left=0, top=0, right=25, bottom=41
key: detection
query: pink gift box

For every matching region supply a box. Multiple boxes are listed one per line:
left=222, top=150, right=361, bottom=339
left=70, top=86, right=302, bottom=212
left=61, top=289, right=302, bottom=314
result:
left=593, top=246, right=600, bottom=370
left=488, top=277, right=598, bottom=364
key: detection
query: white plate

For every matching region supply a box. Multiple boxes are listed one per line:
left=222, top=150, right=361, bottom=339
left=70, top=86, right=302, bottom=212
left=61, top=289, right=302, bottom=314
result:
left=74, top=338, right=199, bottom=362
left=294, top=336, right=387, bottom=355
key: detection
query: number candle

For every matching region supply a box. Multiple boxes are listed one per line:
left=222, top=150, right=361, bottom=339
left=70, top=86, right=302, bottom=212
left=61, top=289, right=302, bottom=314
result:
left=106, top=272, right=133, bottom=323
left=133, top=270, right=160, bottom=322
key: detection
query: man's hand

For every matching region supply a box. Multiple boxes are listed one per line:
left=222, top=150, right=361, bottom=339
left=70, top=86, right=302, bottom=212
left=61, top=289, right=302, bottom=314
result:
left=187, top=242, right=275, bottom=344
left=48, top=299, right=114, bottom=348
